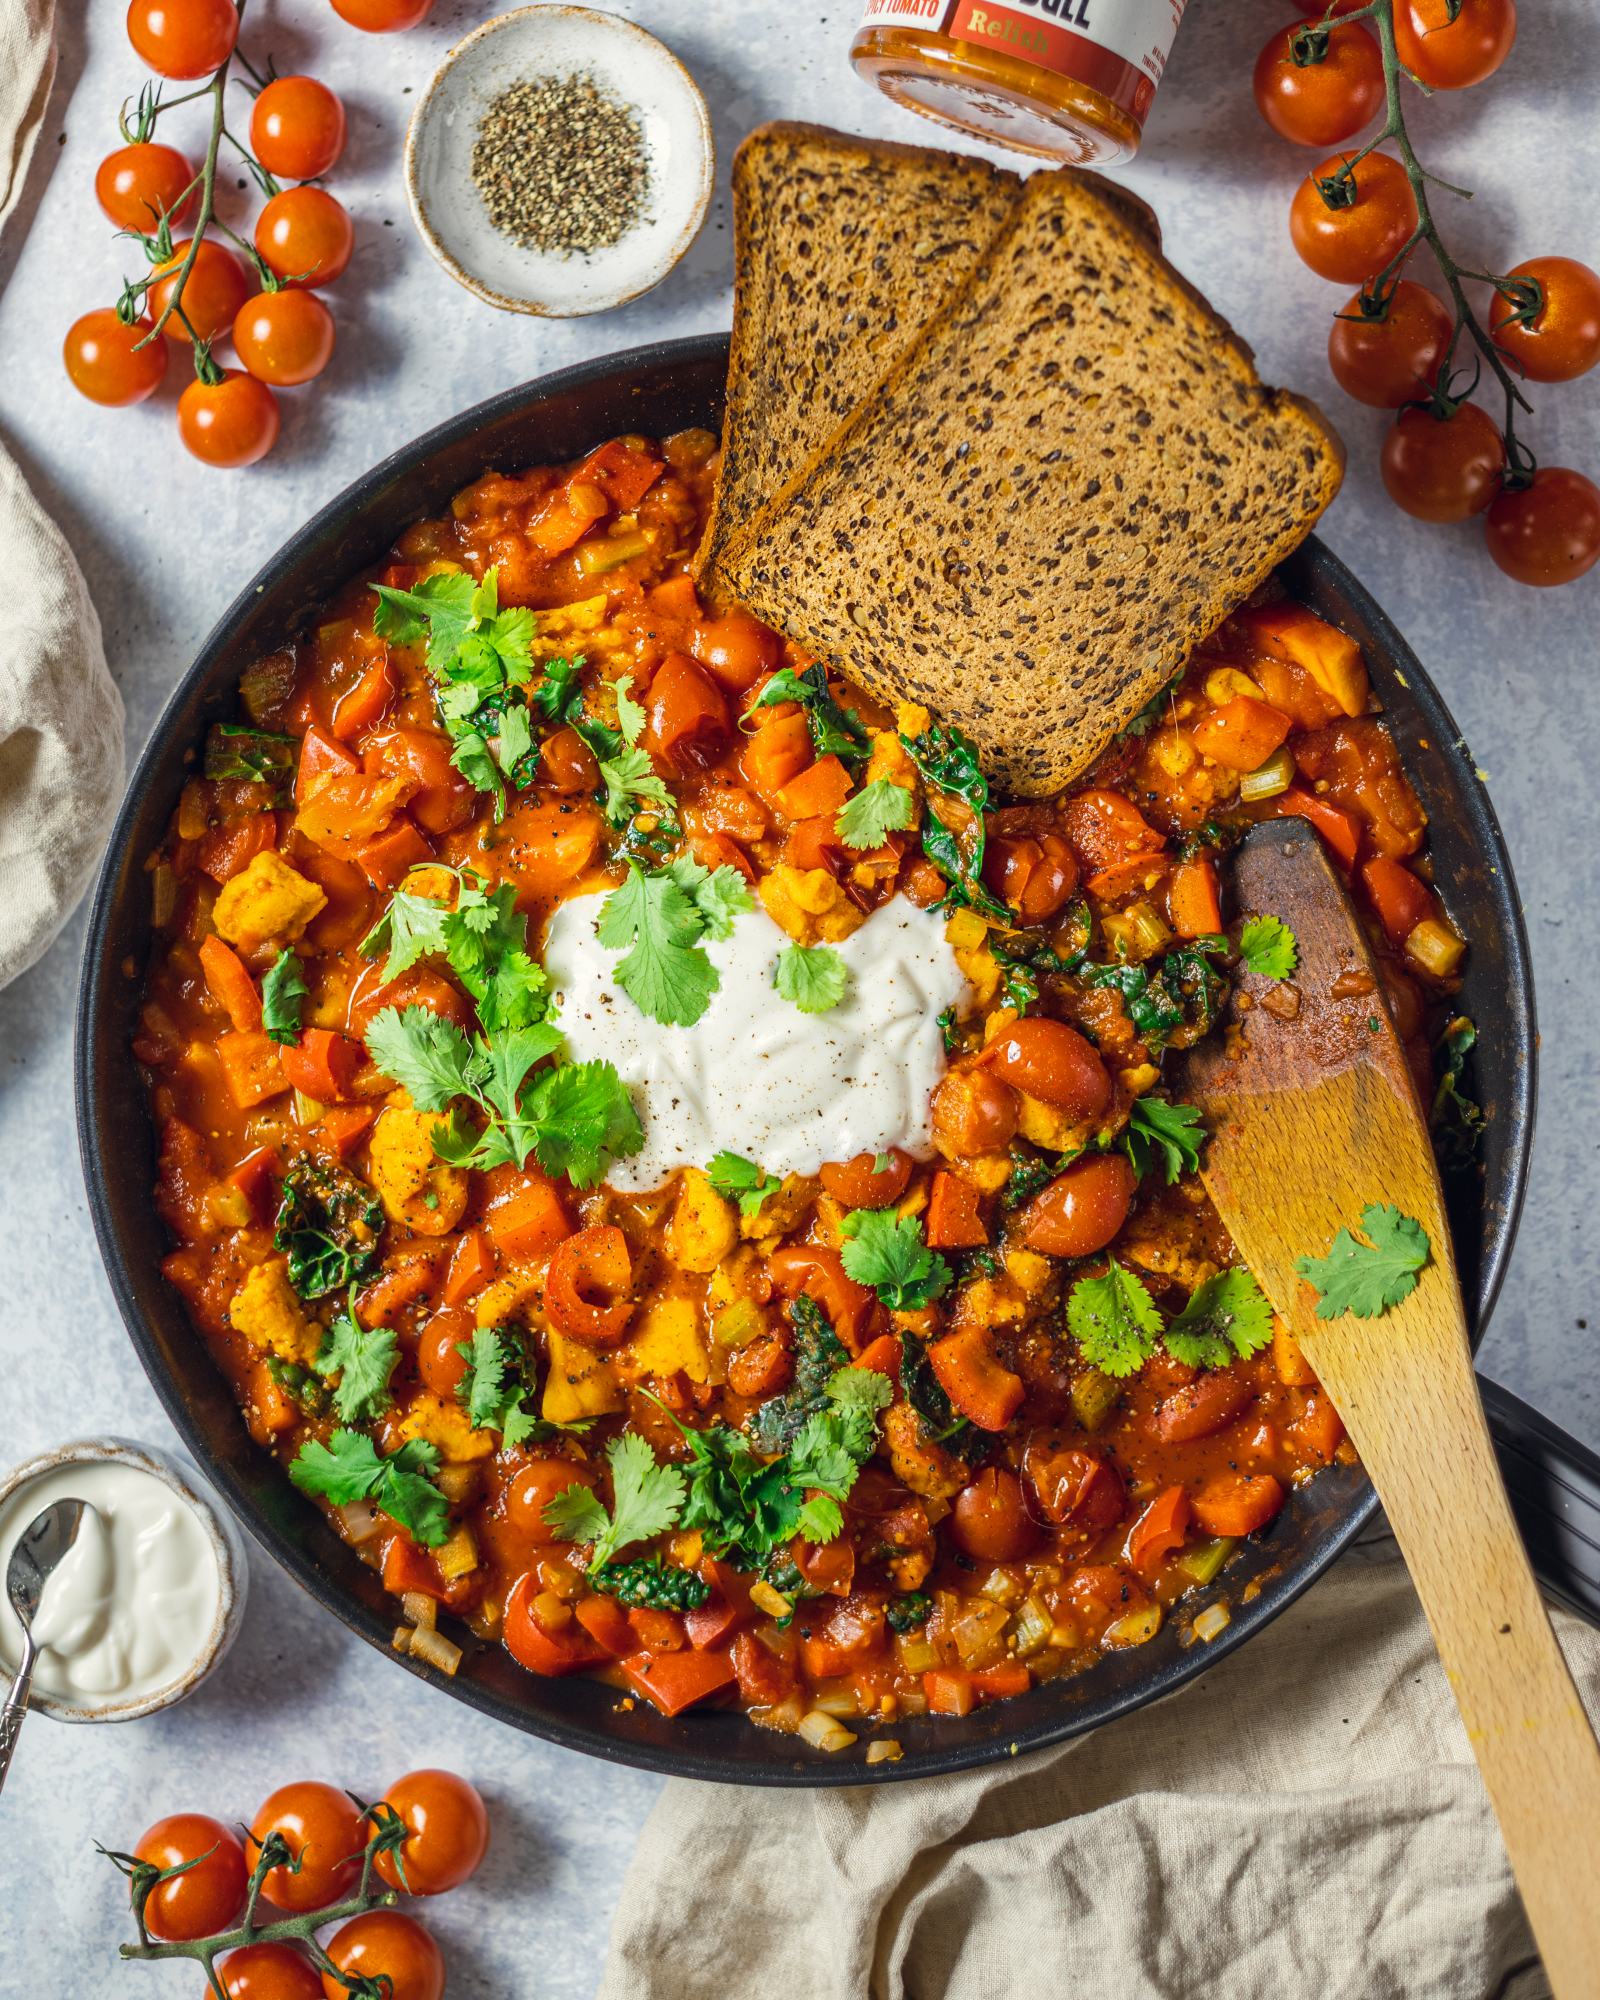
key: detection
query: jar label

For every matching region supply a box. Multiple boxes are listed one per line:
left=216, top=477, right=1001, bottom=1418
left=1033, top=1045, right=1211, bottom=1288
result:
left=856, top=0, right=1185, bottom=122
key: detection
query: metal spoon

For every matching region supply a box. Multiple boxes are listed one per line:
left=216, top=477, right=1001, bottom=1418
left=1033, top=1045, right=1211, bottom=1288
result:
left=0, top=1499, right=88, bottom=1797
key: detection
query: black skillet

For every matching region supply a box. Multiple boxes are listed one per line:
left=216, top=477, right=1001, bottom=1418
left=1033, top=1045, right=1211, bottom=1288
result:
left=76, top=333, right=1587, bottom=1787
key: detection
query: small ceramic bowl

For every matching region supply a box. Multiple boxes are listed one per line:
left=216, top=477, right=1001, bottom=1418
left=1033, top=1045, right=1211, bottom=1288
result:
left=405, top=5, right=714, bottom=318
left=0, top=1438, right=248, bottom=1723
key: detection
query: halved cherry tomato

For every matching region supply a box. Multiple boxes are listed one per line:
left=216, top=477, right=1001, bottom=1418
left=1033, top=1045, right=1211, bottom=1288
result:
left=646, top=653, right=730, bottom=773
left=248, top=1782, right=363, bottom=1912
left=280, top=1028, right=362, bottom=1102
left=498, top=801, right=604, bottom=896
left=1024, top=1443, right=1126, bottom=1529
left=505, top=1459, right=596, bottom=1547
left=372, top=1769, right=488, bottom=1895
left=539, top=724, right=601, bottom=796
left=1021, top=1155, right=1136, bottom=1259
left=1059, top=789, right=1162, bottom=876
left=768, top=1243, right=878, bottom=1352
left=95, top=141, right=195, bottom=229
left=925, top=1169, right=988, bottom=1249
left=981, top=1019, right=1110, bottom=1120
left=1128, top=1485, right=1193, bottom=1577
left=931, top=1065, right=1020, bottom=1157
left=416, top=1307, right=474, bottom=1397
left=364, top=727, right=477, bottom=834
left=1191, top=1471, right=1287, bottom=1538
left=133, top=1814, right=247, bottom=1940
left=952, top=1466, right=1037, bottom=1561
left=818, top=1149, right=912, bottom=1209
left=545, top=1225, right=633, bottom=1345
left=983, top=830, right=1079, bottom=923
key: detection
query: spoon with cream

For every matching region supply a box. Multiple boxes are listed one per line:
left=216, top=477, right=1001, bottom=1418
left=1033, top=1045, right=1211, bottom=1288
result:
left=0, top=1499, right=88, bottom=1796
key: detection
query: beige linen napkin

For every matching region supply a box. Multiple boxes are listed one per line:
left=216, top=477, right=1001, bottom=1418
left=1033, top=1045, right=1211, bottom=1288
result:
left=0, top=0, right=124, bottom=990
left=601, top=1534, right=1600, bottom=2000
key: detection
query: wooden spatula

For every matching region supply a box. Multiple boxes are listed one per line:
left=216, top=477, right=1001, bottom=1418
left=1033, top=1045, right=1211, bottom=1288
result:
left=1178, top=817, right=1600, bottom=1996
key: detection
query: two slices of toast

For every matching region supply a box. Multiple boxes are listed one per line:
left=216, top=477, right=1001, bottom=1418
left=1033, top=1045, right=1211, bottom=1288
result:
left=697, top=124, right=1343, bottom=798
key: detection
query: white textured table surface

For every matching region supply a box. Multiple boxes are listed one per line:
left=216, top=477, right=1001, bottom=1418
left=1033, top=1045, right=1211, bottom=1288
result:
left=2, top=3, right=1597, bottom=1991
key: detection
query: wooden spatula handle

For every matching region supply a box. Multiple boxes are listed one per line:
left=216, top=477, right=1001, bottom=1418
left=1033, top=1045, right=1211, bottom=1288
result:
left=1318, top=1288, right=1600, bottom=1996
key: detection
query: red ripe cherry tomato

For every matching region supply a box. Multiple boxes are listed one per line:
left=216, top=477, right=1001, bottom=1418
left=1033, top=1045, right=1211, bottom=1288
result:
left=981, top=1018, right=1111, bottom=1121
left=148, top=237, right=250, bottom=343
left=645, top=652, right=731, bottom=772
left=544, top=1224, right=634, bottom=1345
left=1289, top=151, right=1418, bottom=285
left=1024, top=1441, right=1127, bottom=1529
left=1490, top=257, right=1600, bottom=384
left=232, top=288, right=335, bottom=386
left=818, top=1149, right=914, bottom=1209
left=505, top=1458, right=596, bottom=1547
left=373, top=1769, right=489, bottom=1895
left=1021, top=1154, right=1137, bottom=1259
left=689, top=609, right=781, bottom=693
left=132, top=1814, right=247, bottom=1940
left=1326, top=280, right=1453, bottom=407
left=249, top=75, right=347, bottom=181
left=320, top=1912, right=444, bottom=2000
left=931, top=1065, right=1020, bottom=1157
left=178, top=370, right=280, bottom=468
left=126, top=0, right=239, bottom=78
left=1484, top=468, right=1600, bottom=588
left=1252, top=20, right=1384, bottom=148
left=1380, top=402, right=1505, bottom=522
left=1393, top=0, right=1516, bottom=90
left=415, top=1305, right=473, bottom=1397
left=363, top=726, right=476, bottom=832
left=217, top=1942, right=324, bottom=2000
left=951, top=1466, right=1037, bottom=1561
left=255, top=186, right=354, bottom=289
left=95, top=140, right=195, bottom=229
left=63, top=310, right=167, bottom=406
left=983, top=830, right=1079, bottom=923
left=248, top=1782, right=364, bottom=1911
left=330, top=0, right=435, bottom=27
left=539, top=723, right=601, bottom=795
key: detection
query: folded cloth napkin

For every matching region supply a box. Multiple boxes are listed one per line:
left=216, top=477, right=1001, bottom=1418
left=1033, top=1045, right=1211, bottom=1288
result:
left=600, top=1533, right=1600, bottom=2000
left=0, top=0, right=124, bottom=991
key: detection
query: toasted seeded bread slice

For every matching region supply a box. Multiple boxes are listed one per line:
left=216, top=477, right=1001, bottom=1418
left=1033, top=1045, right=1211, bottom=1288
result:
left=709, top=169, right=1344, bottom=799
left=693, top=124, right=1020, bottom=592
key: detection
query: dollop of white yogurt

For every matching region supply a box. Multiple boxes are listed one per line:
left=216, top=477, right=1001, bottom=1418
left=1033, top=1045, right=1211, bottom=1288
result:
left=0, top=1460, right=221, bottom=1708
left=543, top=891, right=970, bottom=1191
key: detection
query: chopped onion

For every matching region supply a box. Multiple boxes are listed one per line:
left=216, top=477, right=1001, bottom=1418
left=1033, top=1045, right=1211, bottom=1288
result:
left=400, top=1590, right=437, bottom=1632
left=979, top=1567, right=1023, bottom=1606
left=1239, top=747, right=1294, bottom=802
left=409, top=1625, right=462, bottom=1676
left=150, top=861, right=177, bottom=930
left=391, top=1626, right=412, bottom=1654
left=953, top=1599, right=1010, bottom=1670
left=335, top=1500, right=382, bottom=1545
left=1010, top=1596, right=1053, bottom=1659
left=752, top=1695, right=806, bottom=1736
left=1104, top=1602, right=1163, bottom=1649
left=895, top=1633, right=938, bottom=1674
left=1193, top=1603, right=1232, bottom=1643
left=291, top=1090, right=325, bottom=1128
left=866, top=1739, right=904, bottom=1766
left=798, top=1709, right=858, bottom=1753
left=177, top=781, right=209, bottom=841
left=1124, top=900, right=1171, bottom=957
left=813, top=1690, right=861, bottom=1719
left=1406, top=918, right=1465, bottom=978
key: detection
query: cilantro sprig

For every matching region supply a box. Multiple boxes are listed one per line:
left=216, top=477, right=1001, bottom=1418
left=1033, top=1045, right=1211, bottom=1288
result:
left=1296, top=1204, right=1430, bottom=1319
left=260, top=949, right=307, bottom=1047
left=596, top=674, right=676, bottom=828
left=836, top=778, right=915, bottom=851
left=1237, top=914, right=1298, bottom=981
left=596, top=856, right=753, bottom=1028
left=315, top=1291, right=399, bottom=1424
left=707, top=1151, right=777, bottom=1221
left=289, top=1430, right=450, bottom=1546
left=1066, top=1259, right=1276, bottom=1376
left=1121, top=1097, right=1206, bottom=1185
left=898, top=720, right=1010, bottom=923
left=544, top=1432, right=688, bottom=1573
left=1066, top=1259, right=1166, bottom=1377
left=774, top=942, right=848, bottom=1014
left=839, top=1209, right=951, bottom=1311
left=453, top=1325, right=551, bottom=1450
left=360, top=864, right=549, bottom=1035
left=1163, top=1270, right=1276, bottom=1370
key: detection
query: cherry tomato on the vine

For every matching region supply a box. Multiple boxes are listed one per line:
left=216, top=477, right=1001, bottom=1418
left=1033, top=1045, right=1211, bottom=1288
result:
left=255, top=186, right=354, bottom=288
left=373, top=1769, right=490, bottom=1895
left=329, top=0, right=435, bottom=30
left=1380, top=401, right=1505, bottom=523
left=233, top=288, right=335, bottom=385
left=131, top=1813, right=247, bottom=1941
left=126, top=0, right=239, bottom=79
left=63, top=309, right=167, bottom=406
left=216, top=1942, right=325, bottom=2000
left=95, top=141, right=195, bottom=230
left=1289, top=151, right=1418, bottom=285
left=319, top=1912, right=445, bottom=2000
left=247, top=1781, right=364, bottom=1907
left=1252, top=20, right=1384, bottom=149
left=249, top=76, right=348, bottom=181
left=148, top=237, right=250, bottom=344
left=1490, top=256, right=1600, bottom=384
left=1393, top=0, right=1516, bottom=90
left=1326, top=279, right=1453, bottom=407
left=1484, top=468, right=1600, bottom=587
left=177, top=370, right=278, bottom=469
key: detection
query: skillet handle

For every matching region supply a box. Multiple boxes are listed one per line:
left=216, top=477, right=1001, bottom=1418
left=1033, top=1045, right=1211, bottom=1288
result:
left=1480, top=1376, right=1600, bottom=1630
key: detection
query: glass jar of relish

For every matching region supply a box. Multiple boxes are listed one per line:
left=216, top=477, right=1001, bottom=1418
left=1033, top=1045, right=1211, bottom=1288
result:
left=850, top=0, right=1186, bottom=166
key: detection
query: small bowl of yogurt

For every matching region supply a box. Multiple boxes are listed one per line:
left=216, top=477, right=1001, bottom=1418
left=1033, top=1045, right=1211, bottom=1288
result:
left=0, top=1439, right=248, bottom=1723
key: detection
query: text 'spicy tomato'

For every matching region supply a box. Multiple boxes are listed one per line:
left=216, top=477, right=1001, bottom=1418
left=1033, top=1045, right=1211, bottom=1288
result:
left=250, top=75, right=348, bottom=181
left=1326, top=280, right=1453, bottom=407
left=178, top=371, right=281, bottom=469
left=95, top=140, right=195, bottom=230
left=1380, top=402, right=1505, bottom=522
left=126, top=0, right=239, bottom=78
left=255, top=186, right=355, bottom=289
left=1490, top=257, right=1600, bottom=383
left=233, top=288, right=336, bottom=387
left=319, top=1912, right=445, bottom=2000
left=1289, top=151, right=1418, bottom=285
left=373, top=1768, right=490, bottom=1894
left=1252, top=20, right=1384, bottom=148
left=63, top=310, right=167, bottom=406
left=1484, top=468, right=1600, bottom=587
left=132, top=1813, right=248, bottom=1940
left=248, top=1781, right=365, bottom=1911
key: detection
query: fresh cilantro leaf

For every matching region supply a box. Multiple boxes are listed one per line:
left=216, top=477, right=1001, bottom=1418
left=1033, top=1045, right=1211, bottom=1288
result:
left=288, top=1429, right=450, bottom=1546
left=836, top=778, right=914, bottom=851
left=289, top=1427, right=385, bottom=1507
left=1122, top=1097, right=1207, bottom=1185
left=747, top=666, right=869, bottom=763
left=363, top=1005, right=477, bottom=1113
left=839, top=1209, right=951, bottom=1310
left=774, top=943, right=848, bottom=1014
left=707, top=1151, right=777, bottom=1221
left=493, top=702, right=534, bottom=778
left=1066, top=1259, right=1164, bottom=1377
left=260, top=949, right=308, bottom=1047
left=667, top=857, right=753, bottom=940
left=273, top=1157, right=382, bottom=1302
left=592, top=1557, right=711, bottom=1611
left=1296, top=1204, right=1430, bottom=1319
left=826, top=1365, right=894, bottom=1419
left=316, top=1296, right=399, bottom=1423
left=371, top=571, right=478, bottom=667
left=1164, top=1269, right=1275, bottom=1370
left=1001, top=1149, right=1057, bottom=1212
left=514, top=1059, right=643, bottom=1189
left=937, top=1005, right=960, bottom=1055
left=614, top=673, right=647, bottom=746
left=1237, top=914, right=1298, bottom=981
left=528, top=653, right=587, bottom=725
left=378, top=1438, right=452, bottom=1547
left=545, top=1432, right=687, bottom=1571
left=598, top=744, right=676, bottom=827
left=359, top=879, right=451, bottom=980
left=597, top=861, right=720, bottom=1027
left=455, top=1326, right=512, bottom=1430
left=899, top=720, right=1010, bottom=923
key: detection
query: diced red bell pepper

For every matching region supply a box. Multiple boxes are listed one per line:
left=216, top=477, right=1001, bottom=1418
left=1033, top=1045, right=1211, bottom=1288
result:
left=925, top=1171, right=988, bottom=1250
left=790, top=1535, right=854, bottom=1599
left=928, top=1324, right=1025, bottom=1432
left=279, top=1027, right=363, bottom=1103
left=851, top=1332, right=902, bottom=1380
left=199, top=934, right=262, bottom=1032
left=313, top=1104, right=375, bottom=1164
left=331, top=658, right=396, bottom=742
left=487, top=1176, right=574, bottom=1260
left=528, top=477, right=610, bottom=558
left=575, top=1594, right=636, bottom=1659
left=627, top=1607, right=687, bottom=1654
left=622, top=1646, right=737, bottom=1717
left=1361, top=856, right=1434, bottom=948
left=216, top=1029, right=286, bottom=1109
left=295, top=724, right=361, bottom=806
left=576, top=436, right=665, bottom=513
left=503, top=1573, right=607, bottom=1676
left=1270, top=786, right=1361, bottom=872
left=1167, top=856, right=1223, bottom=940
left=354, top=817, right=434, bottom=890
left=684, top=1559, right=756, bottom=1650
left=442, top=1226, right=497, bottom=1307
left=1126, top=1485, right=1193, bottom=1580
left=196, top=811, right=279, bottom=885
left=971, top=1662, right=1032, bottom=1700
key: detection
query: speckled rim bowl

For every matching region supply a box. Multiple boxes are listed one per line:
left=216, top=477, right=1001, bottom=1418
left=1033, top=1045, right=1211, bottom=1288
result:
left=0, top=1437, right=248, bottom=1723
left=404, top=6, right=714, bottom=318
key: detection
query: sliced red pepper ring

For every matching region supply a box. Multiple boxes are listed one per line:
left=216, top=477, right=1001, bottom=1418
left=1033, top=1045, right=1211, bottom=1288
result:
left=544, top=1224, right=634, bottom=1347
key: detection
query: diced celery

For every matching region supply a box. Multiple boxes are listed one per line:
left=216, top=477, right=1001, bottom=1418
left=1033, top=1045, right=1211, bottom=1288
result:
left=1176, top=1536, right=1236, bottom=1587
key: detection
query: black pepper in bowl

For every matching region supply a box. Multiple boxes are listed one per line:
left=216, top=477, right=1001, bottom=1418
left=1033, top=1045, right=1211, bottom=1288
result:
left=470, top=71, right=652, bottom=256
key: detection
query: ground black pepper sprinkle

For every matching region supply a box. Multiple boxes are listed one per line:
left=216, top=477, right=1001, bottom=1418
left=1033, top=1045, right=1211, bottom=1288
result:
left=471, top=71, right=651, bottom=256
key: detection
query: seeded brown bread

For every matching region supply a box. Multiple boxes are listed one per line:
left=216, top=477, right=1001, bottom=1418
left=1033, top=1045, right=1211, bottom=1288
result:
left=692, top=124, right=1020, bottom=593
left=708, top=168, right=1345, bottom=799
